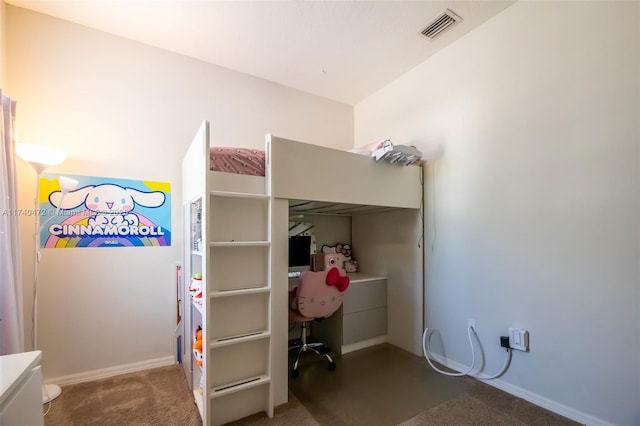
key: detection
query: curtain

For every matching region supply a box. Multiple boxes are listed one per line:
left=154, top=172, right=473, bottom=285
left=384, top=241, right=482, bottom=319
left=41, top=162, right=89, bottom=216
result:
left=0, top=89, right=24, bottom=355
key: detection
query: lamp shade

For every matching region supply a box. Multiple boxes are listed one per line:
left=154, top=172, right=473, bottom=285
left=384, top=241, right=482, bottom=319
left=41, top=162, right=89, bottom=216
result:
left=16, top=143, right=67, bottom=173
left=58, top=175, right=79, bottom=192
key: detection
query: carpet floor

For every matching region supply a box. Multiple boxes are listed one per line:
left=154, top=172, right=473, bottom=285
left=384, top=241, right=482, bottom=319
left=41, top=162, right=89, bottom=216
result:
left=44, top=364, right=201, bottom=426
left=44, top=344, right=582, bottom=425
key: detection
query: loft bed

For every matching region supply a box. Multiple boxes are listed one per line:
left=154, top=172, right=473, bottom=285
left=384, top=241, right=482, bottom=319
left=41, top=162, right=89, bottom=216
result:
left=181, top=121, right=423, bottom=425
left=184, top=123, right=422, bottom=207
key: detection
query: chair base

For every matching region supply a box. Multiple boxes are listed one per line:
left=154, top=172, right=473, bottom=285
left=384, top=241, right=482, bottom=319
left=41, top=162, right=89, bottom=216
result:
left=288, top=322, right=336, bottom=378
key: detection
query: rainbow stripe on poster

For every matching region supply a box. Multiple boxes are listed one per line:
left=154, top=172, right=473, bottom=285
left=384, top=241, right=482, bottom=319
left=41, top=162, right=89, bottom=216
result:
left=39, top=173, right=171, bottom=248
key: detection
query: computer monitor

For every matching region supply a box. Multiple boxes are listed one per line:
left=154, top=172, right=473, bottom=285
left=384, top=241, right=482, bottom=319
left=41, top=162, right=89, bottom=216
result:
left=288, top=235, right=311, bottom=271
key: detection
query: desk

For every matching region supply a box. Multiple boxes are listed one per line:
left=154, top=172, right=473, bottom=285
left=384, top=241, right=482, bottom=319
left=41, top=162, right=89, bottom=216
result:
left=0, top=351, right=44, bottom=426
left=289, top=272, right=387, bottom=354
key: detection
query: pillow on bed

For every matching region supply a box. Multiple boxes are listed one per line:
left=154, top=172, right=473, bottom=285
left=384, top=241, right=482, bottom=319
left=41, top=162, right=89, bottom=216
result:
left=348, top=140, right=389, bottom=156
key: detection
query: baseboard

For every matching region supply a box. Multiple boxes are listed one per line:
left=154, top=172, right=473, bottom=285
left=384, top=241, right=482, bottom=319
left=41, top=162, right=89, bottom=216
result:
left=342, top=335, right=387, bottom=354
left=47, top=356, right=176, bottom=386
left=428, top=353, right=612, bottom=426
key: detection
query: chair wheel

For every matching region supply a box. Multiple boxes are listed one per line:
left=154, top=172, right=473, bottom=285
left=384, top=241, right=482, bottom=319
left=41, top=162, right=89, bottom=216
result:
left=291, top=368, right=299, bottom=378
left=328, top=361, right=336, bottom=371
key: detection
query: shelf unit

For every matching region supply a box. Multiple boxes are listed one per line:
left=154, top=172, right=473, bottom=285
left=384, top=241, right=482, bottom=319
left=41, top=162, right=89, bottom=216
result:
left=182, top=123, right=273, bottom=425
left=186, top=197, right=205, bottom=417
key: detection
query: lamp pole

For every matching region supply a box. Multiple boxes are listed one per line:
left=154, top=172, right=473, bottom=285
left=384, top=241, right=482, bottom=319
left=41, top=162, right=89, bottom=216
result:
left=31, top=168, right=63, bottom=404
left=16, top=144, right=69, bottom=405
left=31, top=169, right=41, bottom=354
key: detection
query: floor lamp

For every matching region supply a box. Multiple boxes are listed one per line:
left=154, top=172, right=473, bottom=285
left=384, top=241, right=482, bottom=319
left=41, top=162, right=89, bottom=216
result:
left=16, top=143, right=78, bottom=404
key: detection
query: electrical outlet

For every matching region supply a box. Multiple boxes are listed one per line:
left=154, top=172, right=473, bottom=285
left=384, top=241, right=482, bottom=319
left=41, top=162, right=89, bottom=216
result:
left=468, top=318, right=477, bottom=331
left=509, top=327, right=529, bottom=351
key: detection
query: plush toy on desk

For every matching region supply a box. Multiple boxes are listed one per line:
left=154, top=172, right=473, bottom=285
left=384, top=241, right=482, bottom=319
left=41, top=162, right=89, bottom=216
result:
left=311, top=252, right=344, bottom=272
left=193, top=326, right=203, bottom=368
left=321, top=243, right=359, bottom=273
left=322, top=243, right=352, bottom=259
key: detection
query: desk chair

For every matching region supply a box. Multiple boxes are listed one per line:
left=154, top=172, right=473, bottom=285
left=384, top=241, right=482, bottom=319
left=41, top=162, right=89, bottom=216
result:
left=288, top=267, right=350, bottom=378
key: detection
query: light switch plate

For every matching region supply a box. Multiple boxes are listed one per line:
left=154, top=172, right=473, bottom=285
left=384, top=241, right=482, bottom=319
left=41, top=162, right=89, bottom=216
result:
left=509, top=327, right=529, bottom=351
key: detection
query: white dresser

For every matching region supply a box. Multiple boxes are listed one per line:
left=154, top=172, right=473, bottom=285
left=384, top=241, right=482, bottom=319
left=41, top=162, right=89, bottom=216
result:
left=294, top=273, right=388, bottom=355
left=0, top=351, right=44, bottom=426
left=341, top=273, right=387, bottom=352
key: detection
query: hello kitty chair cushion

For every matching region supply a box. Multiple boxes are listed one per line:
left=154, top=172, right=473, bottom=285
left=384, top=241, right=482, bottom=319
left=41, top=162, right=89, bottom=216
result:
left=290, top=267, right=350, bottom=320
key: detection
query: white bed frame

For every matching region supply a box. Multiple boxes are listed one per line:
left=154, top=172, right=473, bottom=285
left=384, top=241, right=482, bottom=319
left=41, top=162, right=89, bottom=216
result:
left=268, top=135, right=421, bottom=207
left=184, top=130, right=422, bottom=205
left=182, top=121, right=423, bottom=425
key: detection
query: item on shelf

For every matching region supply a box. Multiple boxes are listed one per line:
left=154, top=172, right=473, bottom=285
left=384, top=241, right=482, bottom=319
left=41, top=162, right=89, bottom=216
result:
left=198, top=374, right=204, bottom=395
left=311, top=252, right=344, bottom=272
left=371, top=140, right=423, bottom=166
left=344, top=259, right=358, bottom=273
left=188, top=273, right=203, bottom=301
left=321, top=243, right=359, bottom=272
left=193, top=326, right=203, bottom=367
left=193, top=237, right=202, bottom=252
left=322, top=243, right=352, bottom=259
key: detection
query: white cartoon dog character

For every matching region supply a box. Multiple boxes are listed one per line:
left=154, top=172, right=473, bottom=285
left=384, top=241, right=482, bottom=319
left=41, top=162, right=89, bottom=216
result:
left=49, top=184, right=166, bottom=227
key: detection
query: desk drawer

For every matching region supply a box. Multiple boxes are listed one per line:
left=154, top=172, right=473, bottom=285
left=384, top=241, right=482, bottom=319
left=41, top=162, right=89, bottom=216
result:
left=343, top=308, right=387, bottom=345
left=343, top=279, right=386, bottom=315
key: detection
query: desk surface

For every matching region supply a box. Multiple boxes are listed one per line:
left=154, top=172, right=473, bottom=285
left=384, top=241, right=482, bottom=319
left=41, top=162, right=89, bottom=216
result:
left=0, top=351, right=42, bottom=405
left=288, top=272, right=385, bottom=289
left=345, top=273, right=386, bottom=283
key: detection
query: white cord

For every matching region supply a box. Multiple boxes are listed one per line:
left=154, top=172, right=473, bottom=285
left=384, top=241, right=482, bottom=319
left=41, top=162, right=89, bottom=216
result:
left=474, top=346, right=511, bottom=380
left=42, top=386, right=52, bottom=416
left=422, top=326, right=477, bottom=377
left=422, top=325, right=512, bottom=380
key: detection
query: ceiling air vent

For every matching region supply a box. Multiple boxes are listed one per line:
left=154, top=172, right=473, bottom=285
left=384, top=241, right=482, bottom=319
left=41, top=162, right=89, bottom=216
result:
left=419, top=9, right=462, bottom=40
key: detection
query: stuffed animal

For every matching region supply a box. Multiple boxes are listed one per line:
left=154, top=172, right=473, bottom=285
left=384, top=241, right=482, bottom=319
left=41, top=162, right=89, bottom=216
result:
left=322, top=243, right=352, bottom=260
left=322, top=243, right=358, bottom=272
left=189, top=273, right=203, bottom=303
left=193, top=326, right=203, bottom=368
left=344, top=259, right=358, bottom=273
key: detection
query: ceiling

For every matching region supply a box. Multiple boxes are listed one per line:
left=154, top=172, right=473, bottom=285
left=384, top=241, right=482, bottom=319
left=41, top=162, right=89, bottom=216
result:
left=7, top=0, right=515, bottom=105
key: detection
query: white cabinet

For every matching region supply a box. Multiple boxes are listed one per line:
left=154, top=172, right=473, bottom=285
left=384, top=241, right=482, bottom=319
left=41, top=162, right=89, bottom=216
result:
left=0, top=351, right=44, bottom=426
left=342, top=275, right=387, bottom=347
left=308, top=273, right=388, bottom=355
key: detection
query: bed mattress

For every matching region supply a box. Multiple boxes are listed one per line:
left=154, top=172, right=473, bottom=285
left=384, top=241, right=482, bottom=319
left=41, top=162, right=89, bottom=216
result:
left=209, top=147, right=266, bottom=176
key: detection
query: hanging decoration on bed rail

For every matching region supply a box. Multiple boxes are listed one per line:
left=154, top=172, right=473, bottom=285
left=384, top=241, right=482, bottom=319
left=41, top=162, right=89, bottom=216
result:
left=38, top=173, right=171, bottom=248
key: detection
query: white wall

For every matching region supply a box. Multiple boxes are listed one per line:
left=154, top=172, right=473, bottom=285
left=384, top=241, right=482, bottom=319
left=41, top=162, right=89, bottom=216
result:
left=352, top=208, right=423, bottom=354
left=303, top=213, right=351, bottom=250
left=355, top=2, right=639, bottom=426
left=6, top=5, right=352, bottom=381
